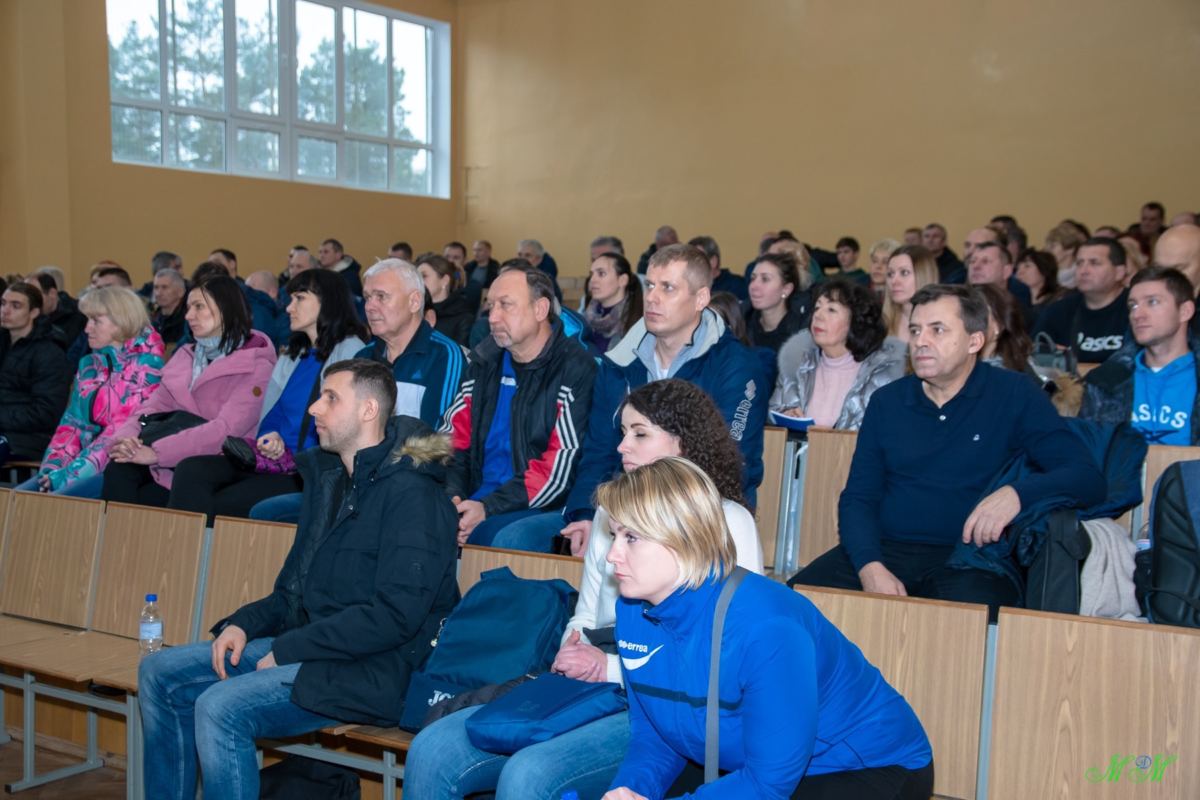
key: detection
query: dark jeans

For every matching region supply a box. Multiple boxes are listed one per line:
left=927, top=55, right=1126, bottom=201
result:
left=789, top=540, right=1019, bottom=619
left=168, top=455, right=303, bottom=524
left=669, top=760, right=934, bottom=799
left=102, top=462, right=170, bottom=507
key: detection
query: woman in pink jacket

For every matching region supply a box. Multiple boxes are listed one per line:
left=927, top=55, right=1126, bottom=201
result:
left=103, top=276, right=276, bottom=507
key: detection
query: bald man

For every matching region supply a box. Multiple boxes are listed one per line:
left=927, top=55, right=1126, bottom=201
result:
left=1155, top=224, right=1200, bottom=336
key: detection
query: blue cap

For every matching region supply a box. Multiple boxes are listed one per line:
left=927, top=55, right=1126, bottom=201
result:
left=146, top=593, right=157, bottom=602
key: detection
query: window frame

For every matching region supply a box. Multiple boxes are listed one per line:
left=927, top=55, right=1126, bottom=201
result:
left=107, top=0, right=450, bottom=199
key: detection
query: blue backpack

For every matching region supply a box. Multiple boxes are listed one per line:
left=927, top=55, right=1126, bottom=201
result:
left=399, top=566, right=577, bottom=731
left=1138, top=460, right=1200, bottom=626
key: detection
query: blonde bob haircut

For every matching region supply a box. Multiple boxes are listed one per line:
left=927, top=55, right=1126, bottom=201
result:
left=595, top=456, right=736, bottom=589
left=78, top=286, right=150, bottom=342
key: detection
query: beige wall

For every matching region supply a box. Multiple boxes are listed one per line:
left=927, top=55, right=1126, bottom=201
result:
left=1, top=0, right=457, bottom=293
left=456, top=0, right=1200, bottom=278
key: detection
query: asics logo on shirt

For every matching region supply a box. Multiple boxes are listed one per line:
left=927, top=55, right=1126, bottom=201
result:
left=620, top=644, right=664, bottom=671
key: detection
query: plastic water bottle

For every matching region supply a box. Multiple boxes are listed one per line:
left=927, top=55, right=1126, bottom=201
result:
left=139, top=593, right=163, bottom=655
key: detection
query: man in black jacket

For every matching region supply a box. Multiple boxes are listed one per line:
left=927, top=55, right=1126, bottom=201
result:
left=442, top=264, right=596, bottom=551
left=138, top=359, right=459, bottom=799
left=0, top=283, right=70, bottom=460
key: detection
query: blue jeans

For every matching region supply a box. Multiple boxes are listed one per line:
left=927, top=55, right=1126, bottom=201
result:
left=138, top=638, right=336, bottom=800
left=248, top=491, right=302, bottom=523
left=13, top=473, right=104, bottom=498
left=404, top=705, right=630, bottom=800
left=470, top=509, right=563, bottom=552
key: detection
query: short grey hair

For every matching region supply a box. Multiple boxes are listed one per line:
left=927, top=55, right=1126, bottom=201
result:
left=155, top=268, right=186, bottom=289
left=517, top=239, right=545, bottom=258
left=363, top=258, right=426, bottom=312
left=590, top=235, right=625, bottom=256
left=151, top=251, right=182, bottom=275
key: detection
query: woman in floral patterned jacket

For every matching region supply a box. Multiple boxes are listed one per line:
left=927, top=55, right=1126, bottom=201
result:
left=15, top=286, right=164, bottom=497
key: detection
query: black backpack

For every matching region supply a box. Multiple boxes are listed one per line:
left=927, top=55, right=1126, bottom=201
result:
left=1136, top=460, right=1200, bottom=626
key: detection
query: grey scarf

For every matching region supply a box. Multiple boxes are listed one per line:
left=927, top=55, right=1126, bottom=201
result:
left=190, top=335, right=227, bottom=388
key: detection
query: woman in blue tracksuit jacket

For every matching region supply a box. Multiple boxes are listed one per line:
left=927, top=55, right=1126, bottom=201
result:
left=597, top=457, right=933, bottom=800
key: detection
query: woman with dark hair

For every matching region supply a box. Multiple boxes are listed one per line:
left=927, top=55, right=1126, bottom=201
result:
left=706, top=291, right=750, bottom=345
left=417, top=253, right=475, bottom=345
left=1015, top=248, right=1068, bottom=309
left=771, top=279, right=905, bottom=430
left=746, top=251, right=809, bottom=352
left=102, top=276, right=277, bottom=508
left=404, top=379, right=764, bottom=800
left=583, top=253, right=643, bottom=353
left=164, top=270, right=369, bottom=521
left=977, top=283, right=1035, bottom=374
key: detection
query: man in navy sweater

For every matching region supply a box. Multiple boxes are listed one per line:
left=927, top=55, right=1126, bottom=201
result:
left=791, top=284, right=1104, bottom=613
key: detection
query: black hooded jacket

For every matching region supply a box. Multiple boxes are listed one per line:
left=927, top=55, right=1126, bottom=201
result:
left=219, top=416, right=460, bottom=725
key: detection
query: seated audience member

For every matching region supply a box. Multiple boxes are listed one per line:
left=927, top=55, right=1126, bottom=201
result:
left=27, top=272, right=85, bottom=347
left=1171, top=211, right=1198, bottom=228
left=790, top=285, right=1104, bottom=615
left=1044, top=221, right=1089, bottom=289
left=102, top=276, right=276, bottom=507
left=598, top=458, right=933, bottom=800
left=389, top=241, right=414, bottom=261
left=359, top=259, right=466, bottom=427
left=139, top=361, right=458, bottom=800
left=1152, top=223, right=1200, bottom=337
left=151, top=268, right=188, bottom=345
left=977, top=283, right=1035, bottom=373
left=589, top=234, right=626, bottom=261
left=772, top=279, right=905, bottom=430
left=882, top=245, right=939, bottom=343
left=168, top=270, right=368, bottom=521
left=466, top=239, right=501, bottom=291
left=405, top=380, right=764, bottom=800
left=867, top=238, right=901, bottom=298
left=1033, top=237, right=1131, bottom=364
left=417, top=253, right=475, bottom=345
left=1080, top=267, right=1199, bottom=445
left=15, top=287, right=163, bottom=498
left=442, top=264, right=596, bottom=548
left=505, top=244, right=770, bottom=556
left=138, top=251, right=183, bottom=298
left=1015, top=248, right=1069, bottom=312
left=196, top=255, right=286, bottom=345
left=1132, top=201, right=1167, bottom=248
left=93, top=265, right=135, bottom=290
left=515, top=238, right=563, bottom=299
left=318, top=237, right=364, bottom=298
left=583, top=252, right=643, bottom=353
left=746, top=251, right=809, bottom=352
left=922, top=222, right=962, bottom=281
left=968, top=240, right=1034, bottom=329
left=690, top=235, right=747, bottom=302
left=903, top=227, right=923, bottom=247
left=707, top=291, right=751, bottom=345
left=278, top=245, right=315, bottom=285
left=0, top=283, right=71, bottom=462
left=245, top=270, right=279, bottom=301
left=636, top=225, right=679, bottom=275
left=1119, top=233, right=1150, bottom=275
left=834, top=236, right=871, bottom=285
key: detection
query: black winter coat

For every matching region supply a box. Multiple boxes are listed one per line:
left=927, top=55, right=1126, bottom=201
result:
left=0, top=323, right=71, bottom=458
left=220, top=416, right=460, bottom=725
left=432, top=291, right=475, bottom=346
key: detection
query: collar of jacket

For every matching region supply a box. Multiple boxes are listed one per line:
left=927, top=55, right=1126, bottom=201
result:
left=637, top=571, right=727, bottom=635
left=469, top=318, right=569, bottom=370
left=605, top=307, right=726, bottom=371
left=297, top=415, right=449, bottom=488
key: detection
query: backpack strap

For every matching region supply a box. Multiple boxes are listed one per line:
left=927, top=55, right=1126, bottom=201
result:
left=705, top=566, right=749, bottom=784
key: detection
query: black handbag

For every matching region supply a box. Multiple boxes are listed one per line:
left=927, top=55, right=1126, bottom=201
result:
left=138, top=411, right=208, bottom=444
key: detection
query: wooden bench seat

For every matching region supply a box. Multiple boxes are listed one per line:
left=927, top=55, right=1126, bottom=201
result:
left=344, top=725, right=415, bottom=750
left=0, top=617, right=78, bottom=646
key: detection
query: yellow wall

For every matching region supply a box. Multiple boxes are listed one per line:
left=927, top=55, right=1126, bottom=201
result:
left=456, top=0, right=1200, bottom=278
left=1, top=0, right=457, bottom=293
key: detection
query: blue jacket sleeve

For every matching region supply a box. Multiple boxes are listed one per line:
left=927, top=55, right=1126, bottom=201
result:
left=1006, top=381, right=1106, bottom=509
left=836, top=393, right=890, bottom=570
left=609, top=667, right=686, bottom=799
left=684, top=619, right=817, bottom=799
left=708, top=346, right=768, bottom=507
left=562, top=359, right=626, bottom=521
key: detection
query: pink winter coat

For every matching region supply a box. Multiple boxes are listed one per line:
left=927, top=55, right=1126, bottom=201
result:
left=111, top=331, right=277, bottom=488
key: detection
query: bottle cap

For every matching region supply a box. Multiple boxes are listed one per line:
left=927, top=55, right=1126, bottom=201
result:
left=146, top=593, right=157, bottom=602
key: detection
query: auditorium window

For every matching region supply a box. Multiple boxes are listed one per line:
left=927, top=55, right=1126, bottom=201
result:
left=106, top=0, right=450, bottom=198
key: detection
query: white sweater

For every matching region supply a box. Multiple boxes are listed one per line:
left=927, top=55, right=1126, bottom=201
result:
left=562, top=500, right=765, bottom=684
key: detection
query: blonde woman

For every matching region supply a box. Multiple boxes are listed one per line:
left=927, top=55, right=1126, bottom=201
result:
left=882, top=245, right=939, bottom=343
left=599, top=458, right=933, bottom=800
left=867, top=238, right=901, bottom=298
